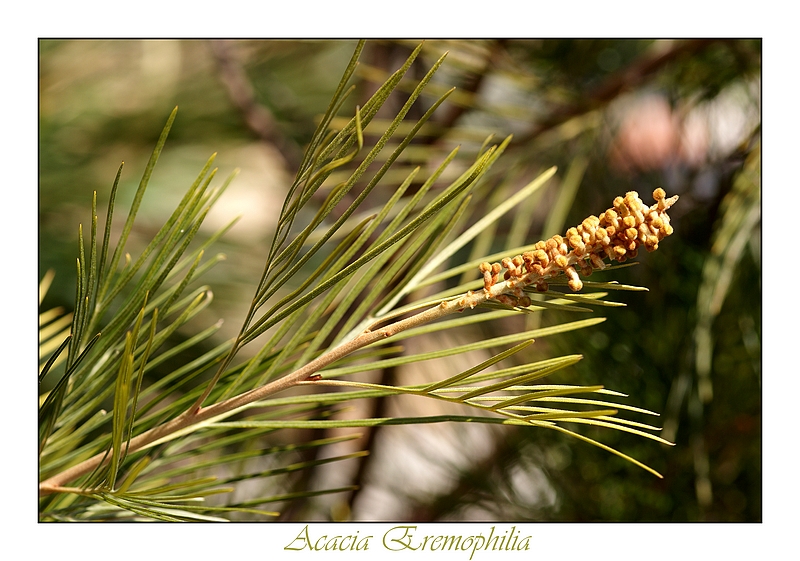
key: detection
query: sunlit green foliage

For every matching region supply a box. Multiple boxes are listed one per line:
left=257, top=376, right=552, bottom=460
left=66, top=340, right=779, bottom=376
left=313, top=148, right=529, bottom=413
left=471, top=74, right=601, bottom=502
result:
left=39, top=39, right=760, bottom=522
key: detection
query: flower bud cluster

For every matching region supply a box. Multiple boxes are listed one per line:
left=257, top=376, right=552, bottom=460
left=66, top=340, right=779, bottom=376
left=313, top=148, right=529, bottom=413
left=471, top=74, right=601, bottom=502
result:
left=479, top=188, right=678, bottom=301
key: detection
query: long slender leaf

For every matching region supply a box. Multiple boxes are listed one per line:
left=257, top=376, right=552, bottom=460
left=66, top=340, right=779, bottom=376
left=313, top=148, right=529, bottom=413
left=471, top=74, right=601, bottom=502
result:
left=100, top=107, right=178, bottom=306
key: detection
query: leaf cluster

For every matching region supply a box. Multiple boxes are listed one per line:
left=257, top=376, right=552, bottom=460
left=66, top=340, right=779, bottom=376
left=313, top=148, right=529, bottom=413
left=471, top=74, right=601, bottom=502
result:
left=39, top=41, right=673, bottom=521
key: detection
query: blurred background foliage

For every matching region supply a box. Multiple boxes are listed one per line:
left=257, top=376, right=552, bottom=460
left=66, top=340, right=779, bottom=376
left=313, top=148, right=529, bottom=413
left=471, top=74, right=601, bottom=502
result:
left=39, top=39, right=761, bottom=521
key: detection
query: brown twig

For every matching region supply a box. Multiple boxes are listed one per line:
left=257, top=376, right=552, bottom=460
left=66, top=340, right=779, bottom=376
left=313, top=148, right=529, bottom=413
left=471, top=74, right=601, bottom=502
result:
left=514, top=39, right=719, bottom=145
left=209, top=40, right=301, bottom=170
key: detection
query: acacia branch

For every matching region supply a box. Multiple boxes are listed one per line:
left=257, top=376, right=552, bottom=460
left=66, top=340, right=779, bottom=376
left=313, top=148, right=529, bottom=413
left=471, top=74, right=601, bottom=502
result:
left=39, top=189, right=678, bottom=496
left=38, top=269, right=545, bottom=495
left=38, top=293, right=473, bottom=495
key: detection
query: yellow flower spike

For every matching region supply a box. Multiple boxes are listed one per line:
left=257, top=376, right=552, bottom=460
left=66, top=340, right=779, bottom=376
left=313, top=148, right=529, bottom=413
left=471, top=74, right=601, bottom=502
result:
left=479, top=189, right=678, bottom=299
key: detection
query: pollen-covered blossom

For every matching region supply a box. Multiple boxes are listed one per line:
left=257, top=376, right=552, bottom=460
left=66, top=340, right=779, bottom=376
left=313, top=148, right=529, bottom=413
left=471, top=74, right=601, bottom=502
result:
left=479, top=188, right=678, bottom=303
